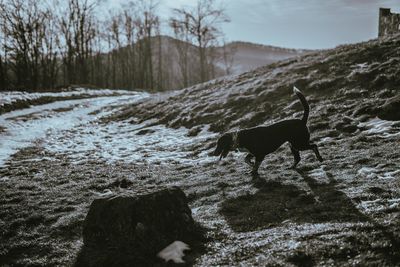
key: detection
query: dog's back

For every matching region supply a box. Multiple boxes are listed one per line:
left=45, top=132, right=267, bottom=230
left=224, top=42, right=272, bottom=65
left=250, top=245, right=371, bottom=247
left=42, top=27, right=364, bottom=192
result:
left=240, top=119, right=309, bottom=156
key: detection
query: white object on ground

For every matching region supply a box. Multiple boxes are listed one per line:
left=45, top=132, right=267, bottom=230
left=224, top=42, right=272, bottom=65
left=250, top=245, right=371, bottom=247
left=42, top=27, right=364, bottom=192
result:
left=157, top=241, right=190, bottom=263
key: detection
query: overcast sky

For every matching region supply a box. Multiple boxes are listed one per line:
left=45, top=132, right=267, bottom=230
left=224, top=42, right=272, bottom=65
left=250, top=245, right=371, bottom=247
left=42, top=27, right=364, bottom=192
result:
left=108, top=0, right=400, bottom=49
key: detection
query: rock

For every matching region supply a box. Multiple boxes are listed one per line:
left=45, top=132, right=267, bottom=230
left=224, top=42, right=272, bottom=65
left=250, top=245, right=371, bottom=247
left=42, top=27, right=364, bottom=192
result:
left=378, top=95, right=400, bottom=121
left=333, top=116, right=359, bottom=133
left=308, top=122, right=329, bottom=131
left=136, top=128, right=156, bottom=135
left=187, top=126, right=202, bottom=137
left=376, top=89, right=395, bottom=98
left=352, top=104, right=379, bottom=118
left=357, top=114, right=371, bottom=122
left=110, top=178, right=133, bottom=189
left=75, top=187, right=204, bottom=267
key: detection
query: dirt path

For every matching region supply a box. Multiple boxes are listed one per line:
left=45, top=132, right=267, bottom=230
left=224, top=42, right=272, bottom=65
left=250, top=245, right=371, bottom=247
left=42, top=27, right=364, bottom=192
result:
left=0, top=93, right=147, bottom=166
left=0, top=94, right=400, bottom=266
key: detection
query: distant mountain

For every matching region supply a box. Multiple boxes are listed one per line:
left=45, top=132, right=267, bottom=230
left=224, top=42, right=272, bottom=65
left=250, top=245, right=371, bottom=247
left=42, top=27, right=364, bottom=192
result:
left=155, top=37, right=309, bottom=78
left=98, top=35, right=308, bottom=91
left=216, top=41, right=309, bottom=75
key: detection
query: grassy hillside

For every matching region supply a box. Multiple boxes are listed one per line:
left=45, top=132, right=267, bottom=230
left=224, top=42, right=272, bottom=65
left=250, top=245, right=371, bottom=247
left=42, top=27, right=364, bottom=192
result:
left=112, top=34, right=400, bottom=135
left=1, top=35, right=400, bottom=266
left=102, top=34, right=400, bottom=266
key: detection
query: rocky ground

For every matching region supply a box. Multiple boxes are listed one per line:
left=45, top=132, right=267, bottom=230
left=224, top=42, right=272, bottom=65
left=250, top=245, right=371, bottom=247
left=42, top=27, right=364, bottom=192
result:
left=1, top=34, right=400, bottom=266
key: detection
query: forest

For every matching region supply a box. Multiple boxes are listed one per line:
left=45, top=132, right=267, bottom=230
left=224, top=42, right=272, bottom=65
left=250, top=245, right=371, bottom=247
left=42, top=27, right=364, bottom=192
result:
left=0, top=0, right=232, bottom=91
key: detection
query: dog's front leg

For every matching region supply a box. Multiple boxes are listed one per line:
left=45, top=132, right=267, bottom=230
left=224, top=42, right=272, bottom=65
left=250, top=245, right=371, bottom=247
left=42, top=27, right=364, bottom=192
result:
left=298, top=143, right=324, bottom=162
left=289, top=145, right=301, bottom=169
left=244, top=154, right=254, bottom=166
left=252, top=162, right=261, bottom=174
left=251, top=155, right=264, bottom=174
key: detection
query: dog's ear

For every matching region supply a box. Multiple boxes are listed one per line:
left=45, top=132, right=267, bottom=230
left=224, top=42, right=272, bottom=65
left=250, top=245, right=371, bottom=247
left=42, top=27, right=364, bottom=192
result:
left=213, top=133, right=233, bottom=160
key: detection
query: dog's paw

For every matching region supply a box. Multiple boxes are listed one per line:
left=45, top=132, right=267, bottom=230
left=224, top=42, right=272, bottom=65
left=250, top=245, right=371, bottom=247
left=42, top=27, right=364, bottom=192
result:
left=250, top=170, right=259, bottom=177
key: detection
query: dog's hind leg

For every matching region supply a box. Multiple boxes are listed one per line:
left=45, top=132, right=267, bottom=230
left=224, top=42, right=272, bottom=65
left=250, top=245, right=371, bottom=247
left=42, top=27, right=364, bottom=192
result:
left=244, top=154, right=254, bottom=166
left=289, top=145, right=301, bottom=169
left=309, top=143, right=324, bottom=162
left=296, top=143, right=324, bottom=162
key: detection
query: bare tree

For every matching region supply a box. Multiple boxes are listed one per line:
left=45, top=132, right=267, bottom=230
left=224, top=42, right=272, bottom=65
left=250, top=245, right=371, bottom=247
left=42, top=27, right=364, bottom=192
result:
left=134, top=0, right=159, bottom=90
left=122, top=5, right=137, bottom=89
left=0, top=3, right=8, bottom=89
left=0, top=0, right=59, bottom=90
left=97, top=0, right=161, bottom=91
left=220, top=38, right=236, bottom=75
left=59, top=0, right=97, bottom=85
left=170, top=13, right=191, bottom=87
left=155, top=22, right=163, bottom=90
left=0, top=0, right=230, bottom=92
left=40, top=7, right=60, bottom=89
left=107, top=12, right=122, bottom=88
left=170, top=0, right=229, bottom=83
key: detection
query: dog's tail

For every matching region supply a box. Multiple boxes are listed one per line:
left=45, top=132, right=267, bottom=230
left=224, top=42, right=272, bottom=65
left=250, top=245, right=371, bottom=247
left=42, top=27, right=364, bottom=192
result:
left=293, top=86, right=309, bottom=123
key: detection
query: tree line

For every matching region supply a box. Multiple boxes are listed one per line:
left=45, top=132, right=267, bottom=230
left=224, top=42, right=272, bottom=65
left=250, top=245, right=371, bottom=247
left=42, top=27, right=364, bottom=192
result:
left=0, top=0, right=231, bottom=92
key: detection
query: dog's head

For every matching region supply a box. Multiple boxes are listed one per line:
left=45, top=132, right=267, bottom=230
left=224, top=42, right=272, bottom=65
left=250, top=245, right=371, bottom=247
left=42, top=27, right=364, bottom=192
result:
left=212, top=133, right=234, bottom=160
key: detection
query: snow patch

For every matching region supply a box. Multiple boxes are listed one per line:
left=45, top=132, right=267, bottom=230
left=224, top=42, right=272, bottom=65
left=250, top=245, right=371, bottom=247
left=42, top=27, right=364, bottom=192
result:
left=347, top=62, right=369, bottom=79
left=359, top=197, right=400, bottom=213
left=0, top=93, right=147, bottom=166
left=36, top=99, right=219, bottom=165
left=285, top=240, right=301, bottom=250
left=309, top=165, right=327, bottom=179
left=0, top=88, right=135, bottom=107
left=317, top=137, right=334, bottom=145
left=191, top=207, right=200, bottom=215
left=357, top=167, right=379, bottom=179
left=44, top=120, right=217, bottom=165
left=378, top=170, right=400, bottom=179
left=359, top=198, right=384, bottom=212
left=358, top=118, right=400, bottom=138
left=388, top=198, right=400, bottom=203
left=357, top=166, right=399, bottom=180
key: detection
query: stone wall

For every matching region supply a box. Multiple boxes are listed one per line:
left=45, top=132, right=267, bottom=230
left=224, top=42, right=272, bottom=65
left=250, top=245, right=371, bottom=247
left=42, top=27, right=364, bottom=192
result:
left=378, top=8, right=400, bottom=37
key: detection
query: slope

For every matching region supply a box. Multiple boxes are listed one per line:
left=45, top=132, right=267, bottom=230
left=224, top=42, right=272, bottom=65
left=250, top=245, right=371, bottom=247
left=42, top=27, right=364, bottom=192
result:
left=111, top=34, right=400, bottom=134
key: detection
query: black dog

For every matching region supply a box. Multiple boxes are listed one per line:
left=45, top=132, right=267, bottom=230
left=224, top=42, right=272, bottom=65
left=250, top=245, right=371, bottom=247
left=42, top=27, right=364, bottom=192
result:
left=212, top=87, right=323, bottom=174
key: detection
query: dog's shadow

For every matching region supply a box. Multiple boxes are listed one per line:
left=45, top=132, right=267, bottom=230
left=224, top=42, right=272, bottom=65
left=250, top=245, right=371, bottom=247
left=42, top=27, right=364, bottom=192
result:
left=220, top=169, right=367, bottom=232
